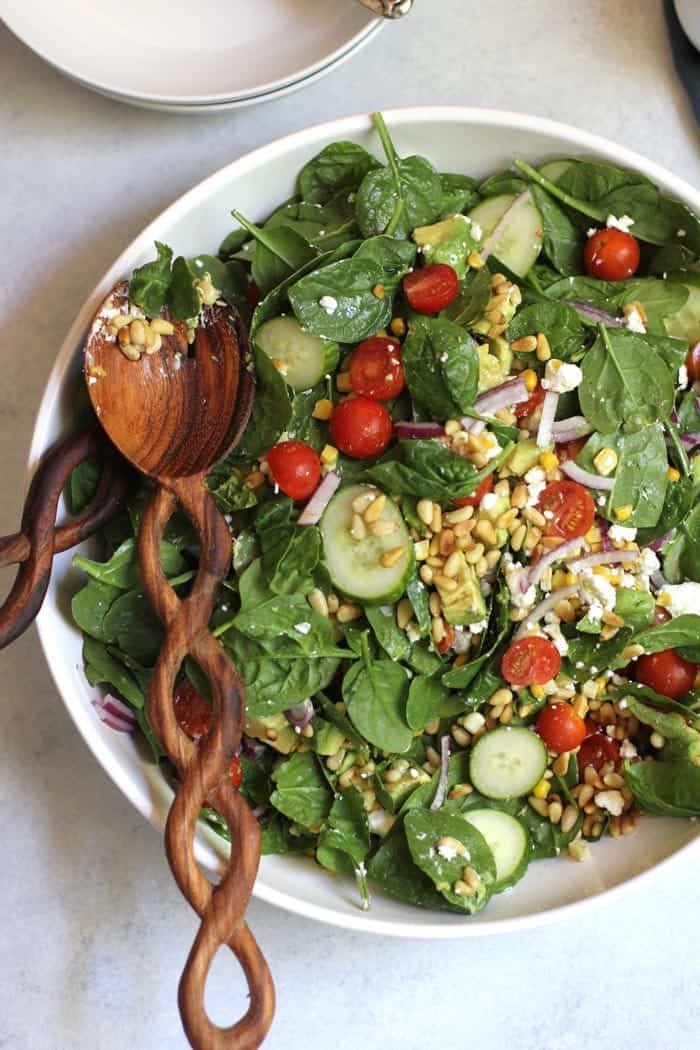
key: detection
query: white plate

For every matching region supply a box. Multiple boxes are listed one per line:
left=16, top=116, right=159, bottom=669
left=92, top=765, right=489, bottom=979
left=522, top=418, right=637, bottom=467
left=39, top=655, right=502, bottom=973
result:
left=57, top=18, right=382, bottom=114
left=30, top=108, right=700, bottom=938
left=2, top=0, right=380, bottom=106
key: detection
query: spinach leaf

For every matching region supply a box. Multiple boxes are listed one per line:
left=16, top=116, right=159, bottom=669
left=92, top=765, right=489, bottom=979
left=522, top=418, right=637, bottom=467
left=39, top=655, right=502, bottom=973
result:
left=355, top=113, right=442, bottom=238
left=662, top=502, right=700, bottom=584
left=72, top=578, right=121, bottom=642
left=73, top=538, right=185, bottom=591
left=624, top=760, right=700, bottom=817
left=257, top=507, right=322, bottom=596
left=406, top=674, right=451, bottom=731
left=442, top=266, right=493, bottom=328
left=506, top=301, right=585, bottom=361
left=621, top=695, right=700, bottom=759
left=207, top=466, right=259, bottom=513
left=605, top=425, right=668, bottom=528
left=316, top=693, right=370, bottom=761
left=343, top=657, right=413, bottom=753
left=317, top=789, right=370, bottom=876
left=579, top=326, right=674, bottom=433
left=364, top=439, right=510, bottom=503
left=441, top=581, right=510, bottom=689
left=636, top=475, right=696, bottom=546
left=288, top=257, right=391, bottom=342
left=365, top=605, right=411, bottom=662
left=402, top=316, right=480, bottom=418
left=129, top=241, right=173, bottom=315
left=530, top=184, right=582, bottom=275
left=231, top=210, right=316, bottom=296
left=189, top=254, right=248, bottom=316
left=406, top=572, right=431, bottom=637
left=269, top=751, right=333, bottom=831
left=67, top=458, right=100, bottom=515
left=266, top=195, right=357, bottom=252
left=478, top=171, right=527, bottom=197
left=354, top=236, right=417, bottom=296
left=634, top=615, right=700, bottom=656
left=439, top=172, right=479, bottom=216
left=613, top=589, right=654, bottom=630
left=167, top=256, right=201, bottom=322
left=285, top=384, right=328, bottom=451
left=235, top=347, right=292, bottom=460
left=677, top=389, right=700, bottom=435
left=101, top=590, right=164, bottom=665
left=83, top=637, right=145, bottom=709
left=299, top=141, right=381, bottom=204
left=404, top=809, right=496, bottom=913
left=367, top=819, right=459, bottom=910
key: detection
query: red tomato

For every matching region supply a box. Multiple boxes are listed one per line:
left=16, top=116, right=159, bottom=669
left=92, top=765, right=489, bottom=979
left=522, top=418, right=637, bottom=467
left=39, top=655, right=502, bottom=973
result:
left=583, top=228, right=640, bottom=281
left=635, top=649, right=697, bottom=700
left=578, top=730, right=620, bottom=774
left=556, top=436, right=587, bottom=463
left=437, top=622, right=455, bottom=655
left=685, top=344, right=700, bottom=385
left=514, top=383, right=545, bottom=420
left=403, top=263, right=459, bottom=313
left=501, top=636, right=562, bottom=686
left=536, top=703, right=587, bottom=753
left=349, top=337, right=405, bottom=400
left=173, top=679, right=212, bottom=739
left=454, top=474, right=494, bottom=509
left=329, top=397, right=392, bottom=459
left=267, top=440, right=321, bottom=501
left=539, top=480, right=595, bottom=540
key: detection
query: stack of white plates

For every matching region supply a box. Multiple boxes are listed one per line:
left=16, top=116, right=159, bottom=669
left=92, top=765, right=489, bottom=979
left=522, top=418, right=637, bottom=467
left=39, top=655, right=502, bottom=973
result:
left=2, top=0, right=384, bottom=113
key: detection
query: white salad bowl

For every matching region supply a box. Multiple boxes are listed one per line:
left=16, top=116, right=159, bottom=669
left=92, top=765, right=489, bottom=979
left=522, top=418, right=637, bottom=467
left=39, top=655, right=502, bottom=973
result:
left=30, top=108, right=700, bottom=938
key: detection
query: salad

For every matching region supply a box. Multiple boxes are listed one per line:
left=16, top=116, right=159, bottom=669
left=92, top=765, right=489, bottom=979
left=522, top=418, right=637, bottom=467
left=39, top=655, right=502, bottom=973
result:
left=73, top=113, right=700, bottom=915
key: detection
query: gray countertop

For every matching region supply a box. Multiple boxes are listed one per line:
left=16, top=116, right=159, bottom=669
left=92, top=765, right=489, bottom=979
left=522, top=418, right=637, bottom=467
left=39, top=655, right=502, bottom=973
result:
left=1, top=2, right=699, bottom=1047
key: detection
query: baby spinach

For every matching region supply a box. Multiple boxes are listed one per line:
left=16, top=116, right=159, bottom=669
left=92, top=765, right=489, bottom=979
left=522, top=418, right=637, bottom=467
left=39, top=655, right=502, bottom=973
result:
left=365, top=605, right=411, bottom=662
left=167, top=256, right=201, bottom=322
left=316, top=789, right=370, bottom=878
left=101, top=590, right=164, bottom=666
left=67, top=458, right=100, bottom=515
left=355, top=113, right=442, bottom=239
left=82, top=637, right=145, bottom=709
left=298, top=141, right=381, bottom=204
left=367, top=819, right=458, bottom=911
left=530, top=184, right=582, bottom=275
left=73, top=538, right=185, bottom=591
left=406, top=573, right=431, bottom=638
left=438, top=172, right=479, bottom=216
left=478, top=171, right=527, bottom=197
left=604, top=425, right=668, bottom=528
left=364, top=439, right=509, bottom=504
left=402, top=316, right=480, bottom=418
left=579, top=326, right=674, bottom=434
left=506, top=300, right=585, bottom=361
left=231, top=209, right=316, bottom=296
left=189, top=254, right=248, bottom=316
left=235, top=347, right=292, bottom=460
left=354, top=236, right=417, bottom=296
left=613, top=589, right=654, bottom=630
left=404, top=809, right=496, bottom=913
left=288, top=257, right=392, bottom=342
left=343, top=655, right=413, bottom=754
left=634, top=614, right=700, bottom=656
left=72, top=578, right=121, bottom=642
left=405, top=673, right=451, bottom=731
left=677, top=389, right=700, bottom=435
left=129, top=241, right=173, bottom=315
left=269, top=751, right=333, bottom=831
left=207, top=467, right=259, bottom=513
left=254, top=499, right=322, bottom=595
left=637, top=474, right=697, bottom=546
left=625, top=759, right=700, bottom=818
left=443, top=266, right=493, bottom=328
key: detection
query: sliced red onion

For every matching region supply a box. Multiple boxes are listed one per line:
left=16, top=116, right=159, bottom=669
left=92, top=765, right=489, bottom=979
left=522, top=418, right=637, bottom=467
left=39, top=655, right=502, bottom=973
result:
left=393, top=421, right=445, bottom=440
left=481, top=190, right=533, bottom=261
left=568, top=549, right=640, bottom=573
left=536, top=389, right=560, bottom=448
left=650, top=569, right=668, bottom=591
left=461, top=417, right=486, bottom=435
left=600, top=520, right=613, bottom=553
left=430, top=735, right=451, bottom=811
left=681, top=433, right=700, bottom=449
left=284, top=699, right=314, bottom=729
left=524, top=536, right=584, bottom=589
left=568, top=301, right=624, bottom=327
left=560, top=458, right=614, bottom=491
left=514, top=585, right=580, bottom=639
left=91, top=694, right=136, bottom=733
left=648, top=533, right=670, bottom=553
left=550, top=416, right=592, bottom=442
left=297, top=470, right=340, bottom=525
left=464, top=377, right=530, bottom=425
left=242, top=735, right=266, bottom=759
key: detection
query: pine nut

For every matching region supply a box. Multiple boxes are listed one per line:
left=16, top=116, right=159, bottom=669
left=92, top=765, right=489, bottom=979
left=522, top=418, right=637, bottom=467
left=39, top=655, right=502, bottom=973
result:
left=489, top=688, right=513, bottom=707
left=431, top=505, right=443, bottom=534
left=603, top=772, right=625, bottom=789
left=419, top=564, right=434, bottom=585
left=434, top=574, right=458, bottom=592
left=417, top=499, right=434, bottom=526
left=452, top=726, right=470, bottom=747
left=552, top=752, right=570, bottom=777
left=364, top=493, right=386, bottom=523
left=144, top=331, right=162, bottom=355
left=529, top=796, right=549, bottom=817
left=453, top=519, right=476, bottom=537
left=352, top=491, right=376, bottom=514
left=548, top=800, right=563, bottom=824
left=443, top=551, right=463, bottom=578
left=499, top=703, right=514, bottom=724
left=485, top=548, right=501, bottom=569
left=119, top=343, right=141, bottom=361
left=453, top=880, right=475, bottom=897
left=336, top=372, right=352, bottom=392
left=511, top=336, right=537, bottom=353
left=560, top=804, right=579, bottom=835
left=326, top=594, right=339, bottom=614
left=129, top=319, right=146, bottom=345
left=439, top=529, right=455, bottom=556
left=465, top=543, right=485, bottom=564
left=429, top=593, right=442, bottom=617
left=397, top=598, right=413, bottom=630
left=350, top=513, right=367, bottom=540
left=497, top=507, right=519, bottom=529
left=336, top=603, right=363, bottom=623
left=473, top=519, right=498, bottom=546
left=370, top=519, right=397, bottom=537
left=535, top=332, right=552, bottom=361
left=511, top=523, right=527, bottom=551
left=307, top=588, right=329, bottom=617
left=150, top=317, right=175, bottom=336
left=463, top=866, right=481, bottom=890
left=436, top=835, right=469, bottom=857
left=426, top=555, right=445, bottom=568
left=475, top=557, right=489, bottom=577
left=577, top=784, right=595, bottom=807
left=523, top=506, right=546, bottom=527
left=380, top=545, right=406, bottom=568
left=511, top=484, right=528, bottom=508
left=109, top=313, right=132, bottom=332
left=523, top=526, right=542, bottom=551
left=431, top=617, right=445, bottom=644
left=445, top=505, right=474, bottom=525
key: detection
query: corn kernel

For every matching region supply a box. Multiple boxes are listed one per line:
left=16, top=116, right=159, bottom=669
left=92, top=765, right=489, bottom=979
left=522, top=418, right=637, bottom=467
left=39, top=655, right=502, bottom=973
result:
left=539, top=450, right=559, bottom=471
left=522, top=368, right=539, bottom=392
left=372, top=283, right=386, bottom=299
left=312, top=398, right=334, bottom=421
left=593, top=447, right=618, bottom=477
left=390, top=317, right=407, bottom=338
left=532, top=778, right=551, bottom=800
left=584, top=526, right=601, bottom=545
left=531, top=684, right=545, bottom=700
left=551, top=569, right=569, bottom=590
left=320, top=444, right=338, bottom=466
left=614, top=504, right=633, bottom=522
left=468, top=250, right=485, bottom=269
left=564, top=571, right=578, bottom=586
left=667, top=466, right=680, bottom=482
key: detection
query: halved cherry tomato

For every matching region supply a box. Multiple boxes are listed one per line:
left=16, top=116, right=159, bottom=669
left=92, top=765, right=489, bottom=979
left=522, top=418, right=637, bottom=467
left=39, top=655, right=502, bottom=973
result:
left=436, top=622, right=455, bottom=655
left=539, top=480, right=595, bottom=539
left=583, top=228, right=640, bottom=281
left=536, top=702, right=587, bottom=753
left=501, top=636, right=562, bottom=686
left=556, top=436, right=587, bottom=463
left=267, top=440, right=321, bottom=501
left=329, top=397, right=392, bottom=459
left=577, top=730, right=620, bottom=774
left=514, top=383, right=545, bottom=420
left=403, top=263, right=459, bottom=313
left=174, top=680, right=242, bottom=788
left=685, top=343, right=700, bottom=385
left=635, top=649, right=697, bottom=700
left=349, top=336, right=405, bottom=400
left=454, top=473, right=494, bottom=509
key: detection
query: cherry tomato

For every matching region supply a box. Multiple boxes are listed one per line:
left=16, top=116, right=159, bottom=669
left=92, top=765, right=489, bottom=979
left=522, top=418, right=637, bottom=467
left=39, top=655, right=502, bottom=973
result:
left=685, top=343, right=700, bottom=385
left=403, top=263, right=459, bottom=313
left=454, top=474, right=494, bottom=509
left=635, top=649, right=697, bottom=700
left=501, top=636, right=562, bottom=686
left=536, top=703, right=587, bottom=753
left=583, top=228, right=640, bottom=281
left=578, top=730, right=620, bottom=774
left=437, top=622, right=455, bottom=655
left=329, top=397, right=392, bottom=459
left=556, top=436, right=587, bottom=463
left=267, top=440, right=321, bottom=501
left=349, top=337, right=405, bottom=400
left=539, top=480, right=595, bottom=540
left=173, top=679, right=212, bottom=738
left=514, top=383, right=545, bottom=420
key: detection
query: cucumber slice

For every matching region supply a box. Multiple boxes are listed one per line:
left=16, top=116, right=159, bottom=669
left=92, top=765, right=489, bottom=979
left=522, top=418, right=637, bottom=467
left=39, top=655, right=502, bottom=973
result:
left=463, top=808, right=529, bottom=891
left=538, top=160, right=573, bottom=183
left=665, top=282, right=700, bottom=344
left=469, top=191, right=544, bottom=277
left=469, top=727, right=547, bottom=801
left=320, top=484, right=414, bottom=606
left=255, top=316, right=339, bottom=391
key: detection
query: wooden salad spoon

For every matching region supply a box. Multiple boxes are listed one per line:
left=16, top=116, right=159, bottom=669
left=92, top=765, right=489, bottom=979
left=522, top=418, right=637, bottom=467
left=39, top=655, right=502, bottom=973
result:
left=84, top=280, right=274, bottom=1049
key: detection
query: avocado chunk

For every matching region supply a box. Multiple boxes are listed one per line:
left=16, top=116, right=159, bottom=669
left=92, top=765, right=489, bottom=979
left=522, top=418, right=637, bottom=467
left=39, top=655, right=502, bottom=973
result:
left=311, top=718, right=346, bottom=756
left=434, top=551, right=487, bottom=626
left=506, top=439, right=542, bottom=476
left=412, top=214, right=479, bottom=279
left=376, top=760, right=431, bottom=813
left=477, top=336, right=514, bottom=391
left=245, top=711, right=298, bottom=754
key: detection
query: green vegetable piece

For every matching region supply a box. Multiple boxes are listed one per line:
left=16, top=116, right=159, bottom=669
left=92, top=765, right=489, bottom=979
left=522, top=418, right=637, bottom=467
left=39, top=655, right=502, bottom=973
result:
left=288, top=257, right=392, bottom=343
left=354, top=236, right=417, bottom=296
left=405, top=674, right=451, bottom=731
left=129, top=241, right=173, bottom=316
left=72, top=578, right=121, bottom=642
left=255, top=315, right=340, bottom=391
left=365, top=605, right=411, bottom=662
left=376, top=761, right=431, bottom=812
left=412, top=214, right=479, bottom=279
left=299, top=141, right=381, bottom=204
left=235, top=346, right=292, bottom=460
left=367, top=819, right=460, bottom=911
left=82, top=637, right=145, bottom=709
left=613, top=589, right=654, bottom=630
left=436, top=554, right=486, bottom=627
left=73, top=537, right=185, bottom=591
left=402, top=315, right=480, bottom=418
left=246, top=711, right=298, bottom=755
left=605, top=425, right=669, bottom=529
left=364, top=439, right=510, bottom=504
left=505, top=439, right=542, bottom=476
left=507, top=301, right=585, bottom=362
left=624, top=759, right=700, bottom=817
left=343, top=657, right=413, bottom=754
left=317, top=789, right=371, bottom=892
left=231, top=209, right=316, bottom=297
left=167, top=256, right=200, bottom=322
left=269, top=751, right=333, bottom=830
left=404, top=809, right=496, bottom=913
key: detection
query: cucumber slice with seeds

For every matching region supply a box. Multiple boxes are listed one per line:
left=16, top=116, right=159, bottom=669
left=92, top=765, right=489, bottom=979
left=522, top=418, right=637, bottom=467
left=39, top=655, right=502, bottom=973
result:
left=469, top=726, right=547, bottom=801
left=469, top=191, right=544, bottom=277
left=463, top=808, right=529, bottom=891
left=256, top=316, right=339, bottom=391
left=320, top=484, right=414, bottom=606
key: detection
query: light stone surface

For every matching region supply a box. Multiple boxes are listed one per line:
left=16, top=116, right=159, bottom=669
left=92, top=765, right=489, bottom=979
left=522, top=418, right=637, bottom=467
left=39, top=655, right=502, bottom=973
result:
left=1, top=2, right=699, bottom=1047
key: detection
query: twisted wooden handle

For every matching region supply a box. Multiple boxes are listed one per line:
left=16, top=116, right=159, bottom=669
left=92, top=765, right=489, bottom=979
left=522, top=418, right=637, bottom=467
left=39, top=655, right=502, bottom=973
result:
left=0, top=431, right=126, bottom=649
left=139, top=478, right=274, bottom=1050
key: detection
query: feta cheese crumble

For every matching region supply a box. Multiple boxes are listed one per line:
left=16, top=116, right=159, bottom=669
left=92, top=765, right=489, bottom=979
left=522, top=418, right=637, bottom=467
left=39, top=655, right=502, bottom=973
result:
left=609, top=524, right=637, bottom=543
left=524, top=466, right=547, bottom=507
left=319, top=295, right=338, bottom=315
left=678, top=364, right=689, bottom=389
left=294, top=622, right=312, bottom=635
left=579, top=568, right=617, bottom=621
left=606, top=214, right=635, bottom=233
left=623, top=307, right=646, bottom=334
left=658, top=583, right=700, bottom=618
left=541, top=360, right=583, bottom=394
